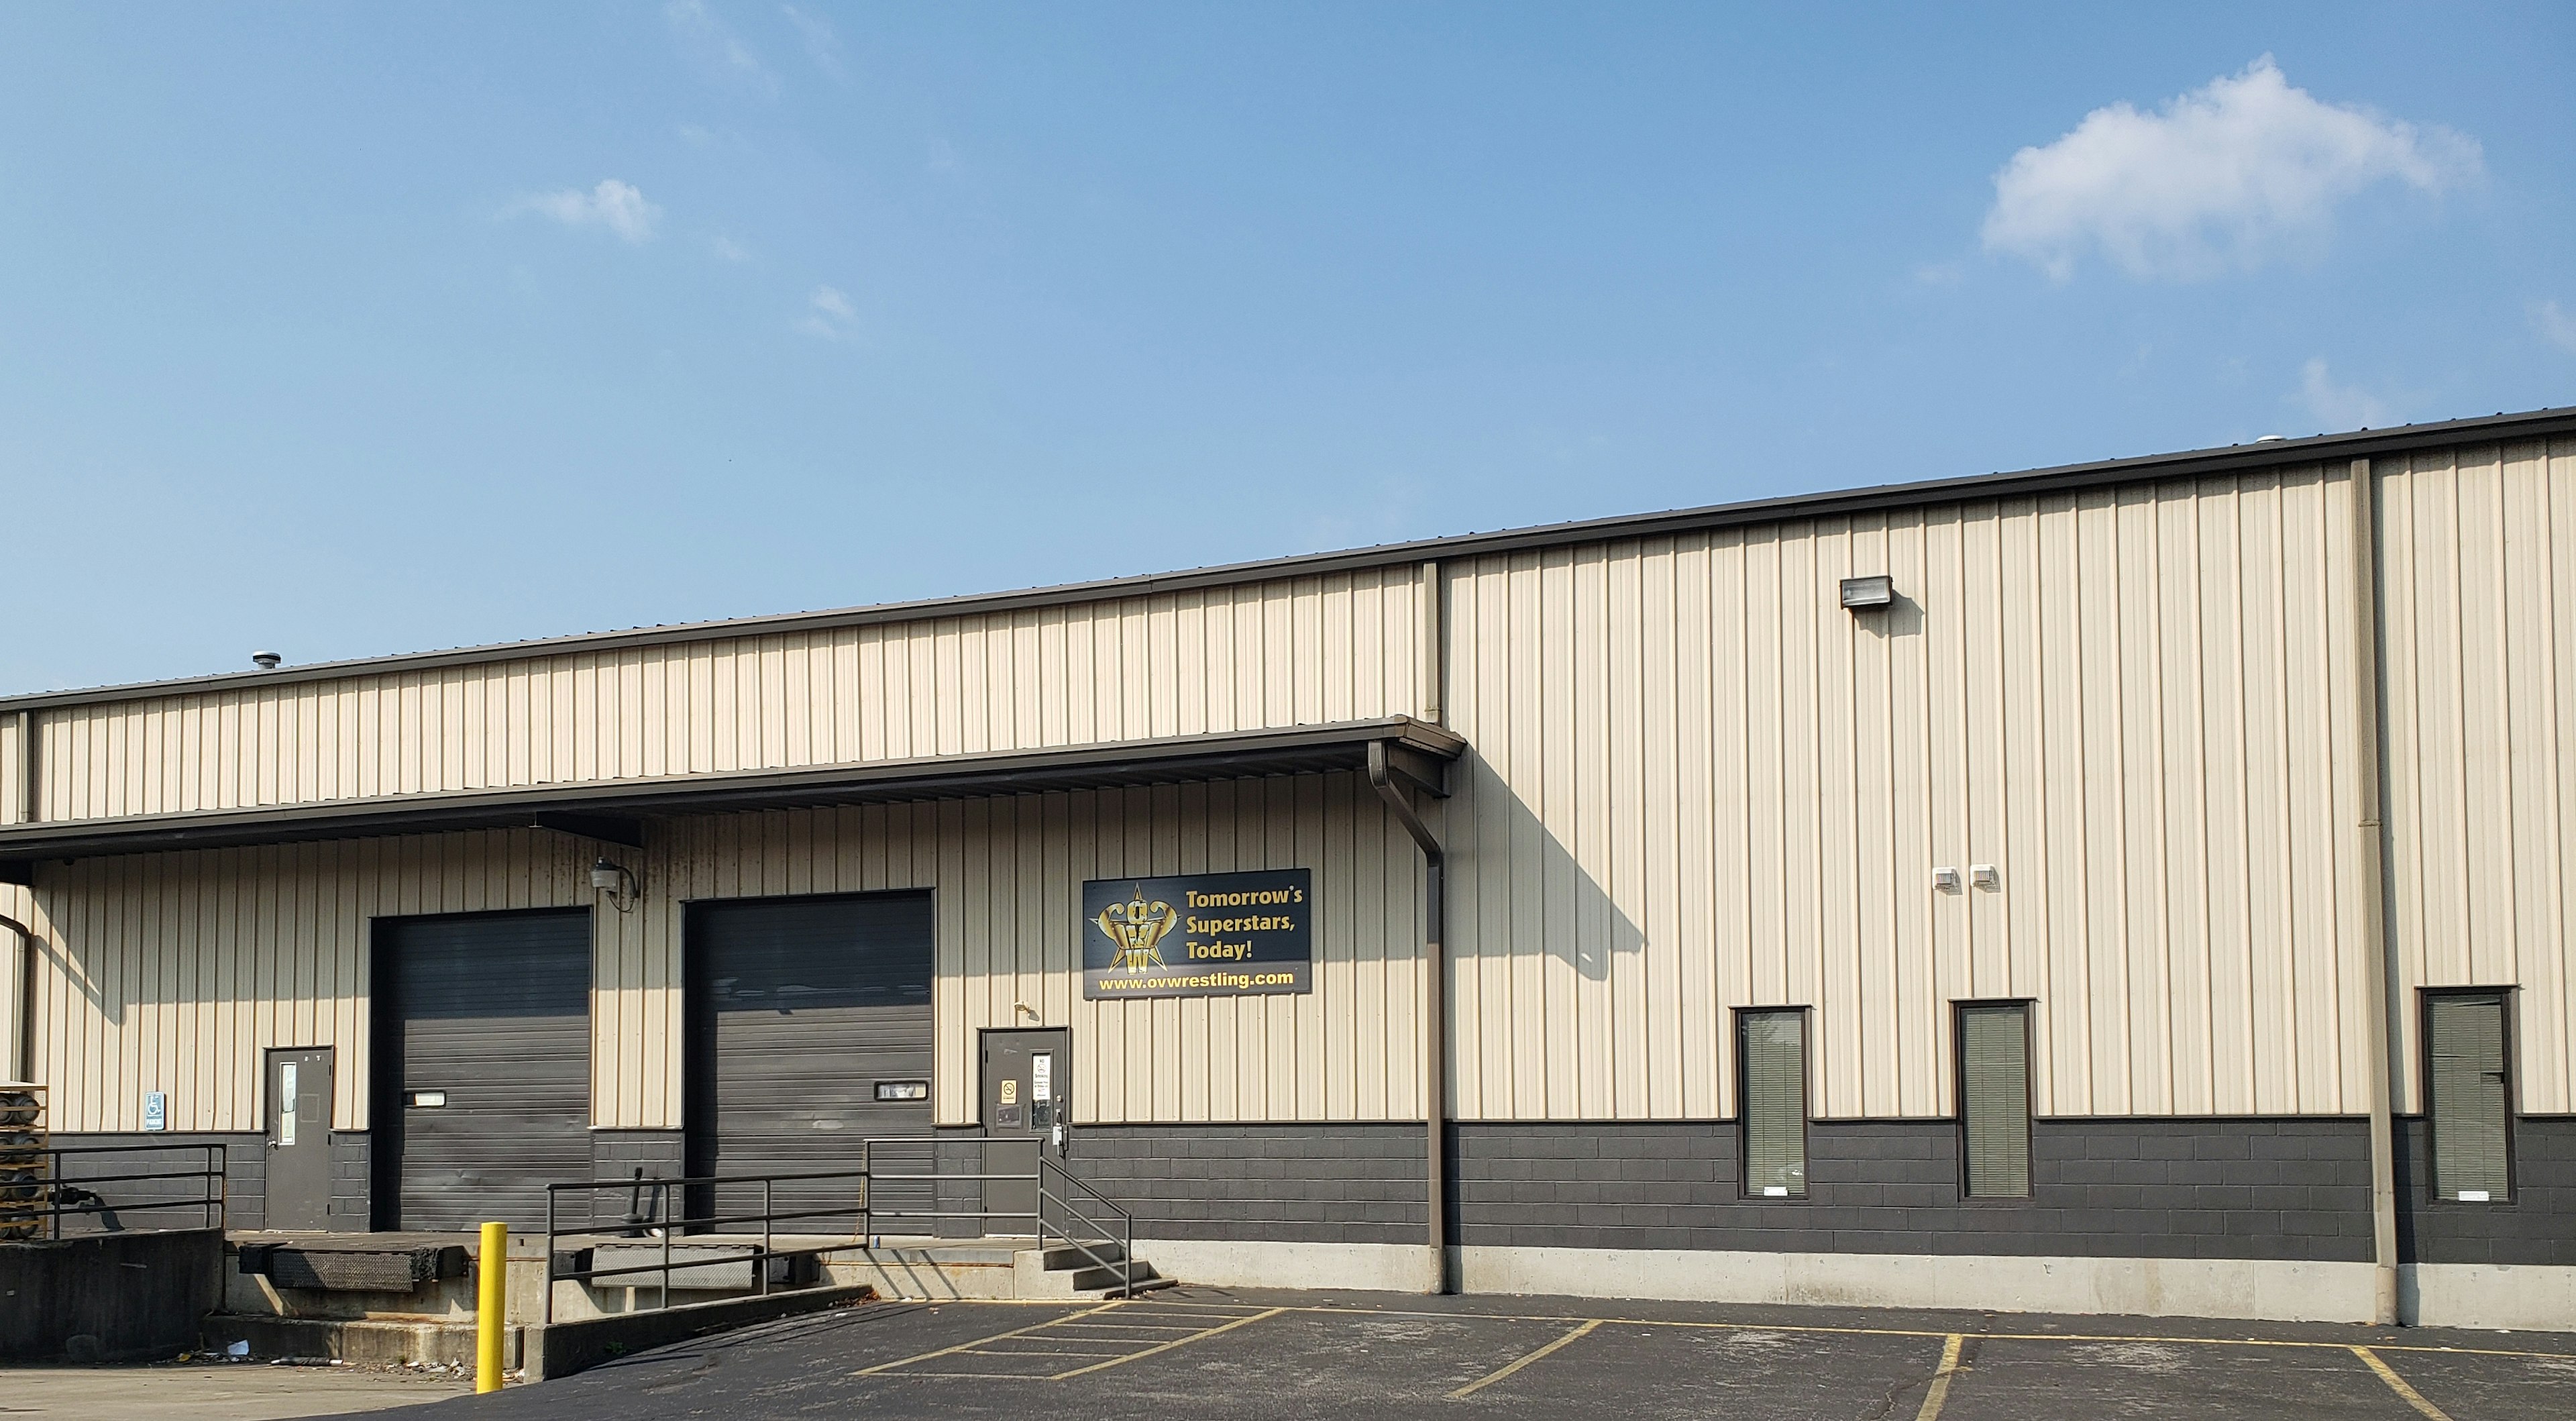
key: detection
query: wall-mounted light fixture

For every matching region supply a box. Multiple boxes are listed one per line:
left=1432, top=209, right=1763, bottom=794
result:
left=1969, top=864, right=2000, bottom=891
left=590, top=857, right=642, bottom=913
left=1839, top=575, right=1895, bottom=611
left=1932, top=866, right=1962, bottom=894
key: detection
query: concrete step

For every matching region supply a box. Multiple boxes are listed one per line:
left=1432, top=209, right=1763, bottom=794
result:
left=1011, top=1250, right=1173, bottom=1298
left=1066, top=1261, right=1171, bottom=1296
left=1032, top=1241, right=1126, bottom=1271
left=200, top=1312, right=520, bottom=1369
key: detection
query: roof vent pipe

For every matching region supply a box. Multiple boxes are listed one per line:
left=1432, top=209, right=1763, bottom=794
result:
left=251, top=651, right=282, bottom=670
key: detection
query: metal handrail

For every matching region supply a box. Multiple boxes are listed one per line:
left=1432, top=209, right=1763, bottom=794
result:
left=538, top=1140, right=1147, bottom=1321
left=1040, top=1157, right=1137, bottom=1298
left=541, top=1167, right=892, bottom=1323
left=1, top=1143, right=227, bottom=1240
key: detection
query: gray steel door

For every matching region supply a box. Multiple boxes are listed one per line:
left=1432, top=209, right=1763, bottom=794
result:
left=979, top=1029, right=1069, bottom=1236
left=686, top=893, right=933, bottom=1234
left=264, top=1047, right=333, bottom=1231
left=378, top=910, right=592, bottom=1231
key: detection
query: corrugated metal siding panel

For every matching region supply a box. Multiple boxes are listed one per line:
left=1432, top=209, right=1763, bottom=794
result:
left=3, top=713, right=27, bottom=826
left=2379, top=438, right=2576, bottom=1115
left=21, top=774, right=1423, bottom=1132
left=1442, top=469, right=2370, bottom=1121
left=17, top=830, right=596, bottom=1134
left=30, top=569, right=1426, bottom=823
left=651, top=779, right=1420, bottom=1126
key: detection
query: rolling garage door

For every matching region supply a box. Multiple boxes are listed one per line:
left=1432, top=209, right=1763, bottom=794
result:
left=374, top=910, right=594, bottom=1230
left=686, top=892, right=934, bottom=1230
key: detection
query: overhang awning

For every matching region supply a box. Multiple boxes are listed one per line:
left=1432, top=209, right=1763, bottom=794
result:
left=0, top=717, right=1464, bottom=878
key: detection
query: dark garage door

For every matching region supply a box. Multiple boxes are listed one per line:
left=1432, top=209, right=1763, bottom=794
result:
left=687, top=893, right=934, bottom=1230
left=374, top=910, right=594, bottom=1230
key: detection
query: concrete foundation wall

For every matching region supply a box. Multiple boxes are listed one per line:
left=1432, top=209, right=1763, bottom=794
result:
left=0, top=1227, right=224, bottom=1361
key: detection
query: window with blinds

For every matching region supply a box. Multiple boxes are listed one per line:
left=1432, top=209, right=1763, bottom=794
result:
left=1957, top=1003, right=2032, bottom=1198
left=2424, top=992, right=2513, bottom=1204
left=1737, top=1010, right=1808, bottom=1198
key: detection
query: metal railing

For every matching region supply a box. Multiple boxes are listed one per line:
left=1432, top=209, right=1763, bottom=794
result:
left=538, top=1142, right=1140, bottom=1322
left=541, top=1167, right=873, bottom=1324
left=853, top=1137, right=1137, bottom=1300
left=0, top=1142, right=227, bottom=1239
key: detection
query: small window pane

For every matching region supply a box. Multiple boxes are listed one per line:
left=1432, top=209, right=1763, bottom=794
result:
left=2426, top=994, right=2511, bottom=1202
left=1960, top=1005, right=2031, bottom=1198
left=1739, top=1011, right=1807, bottom=1197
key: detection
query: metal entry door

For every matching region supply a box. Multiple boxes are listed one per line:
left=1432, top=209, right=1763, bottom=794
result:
left=264, top=1047, right=333, bottom=1230
left=977, top=1029, right=1069, bottom=1236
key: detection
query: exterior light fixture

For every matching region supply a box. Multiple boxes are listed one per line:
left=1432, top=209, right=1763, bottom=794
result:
left=1932, top=866, right=1962, bottom=894
left=1969, top=864, right=2000, bottom=891
left=590, top=857, right=641, bottom=912
left=1839, top=576, right=1894, bottom=611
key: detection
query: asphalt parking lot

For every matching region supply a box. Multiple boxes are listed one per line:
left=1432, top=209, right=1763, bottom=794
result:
left=366, top=1288, right=2575, bottom=1421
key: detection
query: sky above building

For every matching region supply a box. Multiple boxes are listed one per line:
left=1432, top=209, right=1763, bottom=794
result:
left=2, top=2, right=2570, bottom=695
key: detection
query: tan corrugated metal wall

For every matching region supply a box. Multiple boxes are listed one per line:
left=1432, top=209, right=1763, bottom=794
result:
left=16, top=831, right=598, bottom=1134
left=15, top=776, right=1423, bottom=1133
left=27, top=567, right=1427, bottom=821
left=1442, top=466, right=2375, bottom=1121
left=2378, top=437, right=2576, bottom=1114
left=14, top=443, right=2576, bottom=1135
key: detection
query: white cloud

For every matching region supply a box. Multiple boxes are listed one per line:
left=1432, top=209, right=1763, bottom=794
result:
left=665, top=0, right=773, bottom=93
left=781, top=5, right=845, bottom=78
left=2536, top=300, right=2576, bottom=356
left=2298, top=358, right=2393, bottom=430
left=797, top=285, right=856, bottom=339
left=710, top=235, right=751, bottom=263
left=515, top=179, right=661, bottom=243
left=1984, top=57, right=2480, bottom=281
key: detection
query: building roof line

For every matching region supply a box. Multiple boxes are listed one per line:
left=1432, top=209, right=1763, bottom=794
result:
left=8, top=405, right=2573, bottom=714
left=0, top=717, right=1466, bottom=869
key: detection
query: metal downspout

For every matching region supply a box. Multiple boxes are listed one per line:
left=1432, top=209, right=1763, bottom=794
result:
left=5, top=711, right=30, bottom=1084
left=2350, top=456, right=2401, bottom=1326
left=0, top=911, right=30, bottom=1084
left=1369, top=738, right=1447, bottom=1294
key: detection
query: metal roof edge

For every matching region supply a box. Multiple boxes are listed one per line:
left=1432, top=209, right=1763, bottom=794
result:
left=9, top=405, right=2573, bottom=713
left=0, top=716, right=1465, bottom=860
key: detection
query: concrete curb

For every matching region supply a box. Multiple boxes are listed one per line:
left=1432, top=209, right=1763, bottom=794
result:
left=525, top=1283, right=878, bottom=1381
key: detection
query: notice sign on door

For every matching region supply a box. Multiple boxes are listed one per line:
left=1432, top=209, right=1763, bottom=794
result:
left=1082, top=868, right=1313, bottom=999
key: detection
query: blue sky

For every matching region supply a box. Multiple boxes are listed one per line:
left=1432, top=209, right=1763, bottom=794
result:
left=2, top=3, right=2570, bottom=695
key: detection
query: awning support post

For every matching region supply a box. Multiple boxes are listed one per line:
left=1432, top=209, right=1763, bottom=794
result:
left=1369, top=739, right=1447, bottom=1294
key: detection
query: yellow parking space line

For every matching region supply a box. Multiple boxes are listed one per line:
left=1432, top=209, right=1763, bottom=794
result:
left=1276, top=1305, right=2576, bottom=1363
left=1047, top=1306, right=1289, bottom=1380
left=1914, top=1334, right=1966, bottom=1421
left=1446, top=1318, right=1603, bottom=1401
left=2353, top=1347, right=2457, bottom=1421
left=849, top=1304, right=1120, bottom=1376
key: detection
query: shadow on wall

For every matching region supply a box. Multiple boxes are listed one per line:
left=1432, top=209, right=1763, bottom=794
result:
left=1441, top=751, right=1645, bottom=985
left=1854, top=594, right=1927, bottom=641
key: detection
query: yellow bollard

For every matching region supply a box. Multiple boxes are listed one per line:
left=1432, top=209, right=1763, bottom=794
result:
left=476, top=1220, right=507, bottom=1393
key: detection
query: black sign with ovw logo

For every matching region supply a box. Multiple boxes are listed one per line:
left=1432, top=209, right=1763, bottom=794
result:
left=1081, top=868, right=1312, bottom=1000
